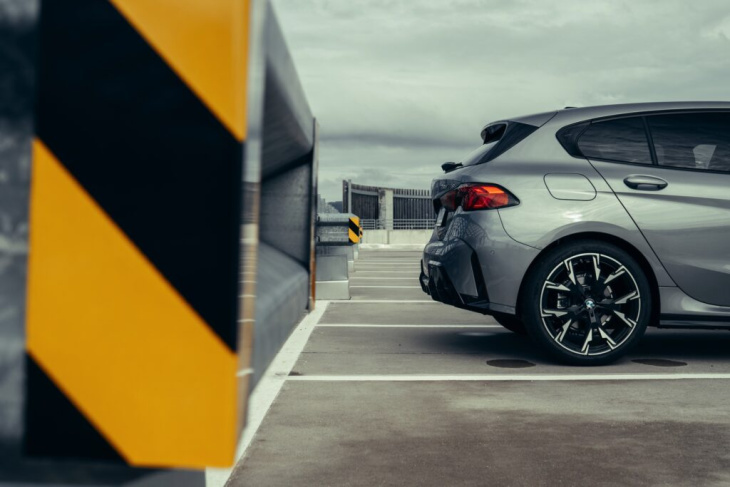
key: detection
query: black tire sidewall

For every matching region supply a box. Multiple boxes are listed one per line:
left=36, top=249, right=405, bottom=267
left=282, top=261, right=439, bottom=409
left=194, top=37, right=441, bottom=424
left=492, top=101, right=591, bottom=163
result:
left=492, top=312, right=527, bottom=335
left=522, top=240, right=652, bottom=365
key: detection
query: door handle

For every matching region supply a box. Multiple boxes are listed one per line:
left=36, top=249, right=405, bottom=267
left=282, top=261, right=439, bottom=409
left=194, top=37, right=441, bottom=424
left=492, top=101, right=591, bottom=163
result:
left=623, top=175, right=668, bottom=191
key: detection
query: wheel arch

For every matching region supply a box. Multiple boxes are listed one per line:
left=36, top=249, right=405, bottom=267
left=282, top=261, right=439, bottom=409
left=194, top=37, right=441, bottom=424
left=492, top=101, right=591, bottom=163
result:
left=516, top=232, right=660, bottom=325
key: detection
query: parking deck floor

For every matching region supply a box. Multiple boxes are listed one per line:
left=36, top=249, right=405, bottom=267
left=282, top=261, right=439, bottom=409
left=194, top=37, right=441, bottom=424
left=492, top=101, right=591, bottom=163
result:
left=228, top=250, right=730, bottom=487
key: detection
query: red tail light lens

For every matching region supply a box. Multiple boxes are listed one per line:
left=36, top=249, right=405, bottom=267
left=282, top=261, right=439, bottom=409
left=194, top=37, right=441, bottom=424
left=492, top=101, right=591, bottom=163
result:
left=439, top=184, right=518, bottom=212
left=458, top=184, right=517, bottom=210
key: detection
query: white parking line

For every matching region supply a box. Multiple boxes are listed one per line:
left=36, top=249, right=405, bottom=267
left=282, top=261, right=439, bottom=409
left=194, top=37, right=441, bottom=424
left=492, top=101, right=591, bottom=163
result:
left=350, top=286, right=421, bottom=289
left=286, top=373, right=730, bottom=382
left=352, top=271, right=418, bottom=274
left=316, top=324, right=501, bottom=328
left=350, top=277, right=419, bottom=280
left=357, top=260, right=422, bottom=262
left=205, top=301, right=329, bottom=486
left=332, top=300, right=437, bottom=303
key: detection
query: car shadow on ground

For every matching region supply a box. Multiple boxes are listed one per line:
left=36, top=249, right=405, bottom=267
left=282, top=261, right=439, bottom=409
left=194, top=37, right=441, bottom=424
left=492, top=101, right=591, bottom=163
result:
left=417, top=327, right=730, bottom=364
left=634, top=328, right=730, bottom=361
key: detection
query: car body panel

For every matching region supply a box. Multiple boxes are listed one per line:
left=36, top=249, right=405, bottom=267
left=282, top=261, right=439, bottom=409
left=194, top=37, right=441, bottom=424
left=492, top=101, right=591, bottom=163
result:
left=423, top=102, right=730, bottom=325
left=589, top=160, right=730, bottom=307
left=543, top=173, right=596, bottom=201
left=423, top=209, right=539, bottom=314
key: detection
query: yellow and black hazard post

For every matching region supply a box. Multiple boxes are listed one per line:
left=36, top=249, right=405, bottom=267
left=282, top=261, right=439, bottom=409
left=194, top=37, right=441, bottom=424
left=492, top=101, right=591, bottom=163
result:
left=348, top=216, right=361, bottom=244
left=25, top=0, right=252, bottom=470
left=7, top=0, right=317, bottom=481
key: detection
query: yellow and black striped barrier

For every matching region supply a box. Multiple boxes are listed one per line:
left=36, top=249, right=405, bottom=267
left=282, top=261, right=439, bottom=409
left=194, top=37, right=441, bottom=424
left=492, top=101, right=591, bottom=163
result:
left=349, top=216, right=361, bottom=244
left=8, top=0, right=318, bottom=481
left=317, top=214, right=362, bottom=246
left=25, top=0, right=250, bottom=470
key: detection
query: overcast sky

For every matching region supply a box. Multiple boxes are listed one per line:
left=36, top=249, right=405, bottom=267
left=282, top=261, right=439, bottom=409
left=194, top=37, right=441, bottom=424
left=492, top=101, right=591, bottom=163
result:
left=272, top=0, right=730, bottom=202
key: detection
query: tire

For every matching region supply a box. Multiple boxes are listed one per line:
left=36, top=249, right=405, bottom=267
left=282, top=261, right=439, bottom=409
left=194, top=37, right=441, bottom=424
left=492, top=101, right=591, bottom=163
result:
left=521, top=240, right=652, bottom=365
left=492, top=312, right=527, bottom=335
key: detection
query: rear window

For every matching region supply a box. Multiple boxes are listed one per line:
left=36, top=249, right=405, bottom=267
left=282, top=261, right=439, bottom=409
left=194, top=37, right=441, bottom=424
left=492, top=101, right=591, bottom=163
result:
left=461, top=121, right=537, bottom=167
left=577, top=117, right=652, bottom=165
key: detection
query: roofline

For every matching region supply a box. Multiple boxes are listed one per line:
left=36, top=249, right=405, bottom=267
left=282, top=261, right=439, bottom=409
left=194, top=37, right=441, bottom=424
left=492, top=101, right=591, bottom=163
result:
left=479, top=101, right=730, bottom=140
left=540, top=101, right=730, bottom=126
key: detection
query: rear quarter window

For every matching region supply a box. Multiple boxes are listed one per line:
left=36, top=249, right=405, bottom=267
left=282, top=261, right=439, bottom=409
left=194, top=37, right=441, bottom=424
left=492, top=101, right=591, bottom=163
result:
left=577, top=117, right=652, bottom=165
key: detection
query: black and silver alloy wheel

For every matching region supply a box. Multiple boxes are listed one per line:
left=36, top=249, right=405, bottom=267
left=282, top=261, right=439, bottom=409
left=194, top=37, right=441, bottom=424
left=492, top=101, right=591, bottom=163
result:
left=523, top=241, right=652, bottom=365
left=540, top=253, right=640, bottom=356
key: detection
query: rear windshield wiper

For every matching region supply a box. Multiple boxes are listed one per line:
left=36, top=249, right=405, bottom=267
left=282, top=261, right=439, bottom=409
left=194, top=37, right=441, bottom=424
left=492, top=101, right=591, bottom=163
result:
left=441, top=161, right=463, bottom=173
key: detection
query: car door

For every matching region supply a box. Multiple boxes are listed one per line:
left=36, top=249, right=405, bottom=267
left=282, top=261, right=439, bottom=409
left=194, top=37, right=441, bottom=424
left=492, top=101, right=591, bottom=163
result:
left=578, top=112, right=730, bottom=307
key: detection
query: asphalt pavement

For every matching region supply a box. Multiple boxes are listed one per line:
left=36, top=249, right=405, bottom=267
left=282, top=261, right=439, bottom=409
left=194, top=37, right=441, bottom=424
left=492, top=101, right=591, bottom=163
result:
left=228, top=250, right=730, bottom=487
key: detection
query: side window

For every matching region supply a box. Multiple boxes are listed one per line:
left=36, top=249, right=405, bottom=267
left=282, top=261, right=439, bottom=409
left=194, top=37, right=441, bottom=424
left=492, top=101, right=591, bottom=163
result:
left=647, top=112, right=730, bottom=173
left=577, top=117, right=652, bottom=164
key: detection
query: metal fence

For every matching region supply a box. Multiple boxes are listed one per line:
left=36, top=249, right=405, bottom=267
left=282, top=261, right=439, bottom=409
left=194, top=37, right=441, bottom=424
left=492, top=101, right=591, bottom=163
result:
left=343, top=182, right=434, bottom=221
left=361, top=219, right=435, bottom=230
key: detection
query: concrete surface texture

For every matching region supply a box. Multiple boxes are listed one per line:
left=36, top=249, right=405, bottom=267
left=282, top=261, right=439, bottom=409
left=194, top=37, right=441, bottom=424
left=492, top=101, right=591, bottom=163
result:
left=361, top=229, right=432, bottom=245
left=228, top=250, right=730, bottom=487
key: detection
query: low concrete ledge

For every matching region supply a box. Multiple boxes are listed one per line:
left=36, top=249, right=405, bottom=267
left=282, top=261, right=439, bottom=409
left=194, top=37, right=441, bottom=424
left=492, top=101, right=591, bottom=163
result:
left=361, top=229, right=431, bottom=246
left=360, top=243, right=426, bottom=251
left=315, top=280, right=350, bottom=300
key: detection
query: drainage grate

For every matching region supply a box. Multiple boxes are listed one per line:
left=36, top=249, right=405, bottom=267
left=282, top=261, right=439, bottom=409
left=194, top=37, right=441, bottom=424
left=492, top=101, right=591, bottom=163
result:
left=631, top=358, right=687, bottom=367
left=486, top=359, right=536, bottom=369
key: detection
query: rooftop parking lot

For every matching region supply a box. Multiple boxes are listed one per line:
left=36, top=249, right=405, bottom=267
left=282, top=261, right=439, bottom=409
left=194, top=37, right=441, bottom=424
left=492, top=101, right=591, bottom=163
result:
left=229, top=250, right=730, bottom=487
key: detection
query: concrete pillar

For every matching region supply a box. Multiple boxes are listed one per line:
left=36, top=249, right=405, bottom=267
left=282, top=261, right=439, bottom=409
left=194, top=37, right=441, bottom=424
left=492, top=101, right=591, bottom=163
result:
left=378, top=189, right=394, bottom=230
left=347, top=179, right=352, bottom=214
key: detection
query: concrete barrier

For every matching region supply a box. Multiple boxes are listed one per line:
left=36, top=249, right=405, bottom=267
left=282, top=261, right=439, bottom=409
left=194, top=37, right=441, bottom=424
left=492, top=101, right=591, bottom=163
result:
left=0, top=0, right=317, bottom=484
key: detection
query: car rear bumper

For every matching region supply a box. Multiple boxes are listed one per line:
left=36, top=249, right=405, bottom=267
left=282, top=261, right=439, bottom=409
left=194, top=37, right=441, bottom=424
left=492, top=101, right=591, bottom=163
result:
left=420, top=256, right=491, bottom=314
left=420, top=210, right=540, bottom=316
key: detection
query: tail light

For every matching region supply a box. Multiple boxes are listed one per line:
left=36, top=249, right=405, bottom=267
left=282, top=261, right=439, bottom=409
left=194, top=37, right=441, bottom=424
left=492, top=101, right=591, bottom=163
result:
left=439, top=184, right=519, bottom=211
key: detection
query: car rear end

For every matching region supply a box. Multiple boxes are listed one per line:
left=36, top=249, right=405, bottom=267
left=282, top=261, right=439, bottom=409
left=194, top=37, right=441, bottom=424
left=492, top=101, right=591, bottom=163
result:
left=420, top=113, right=553, bottom=316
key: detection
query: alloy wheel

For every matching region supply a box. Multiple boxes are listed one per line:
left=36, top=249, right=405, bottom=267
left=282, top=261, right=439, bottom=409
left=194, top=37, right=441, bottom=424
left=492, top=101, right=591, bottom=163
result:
left=539, top=253, right=642, bottom=357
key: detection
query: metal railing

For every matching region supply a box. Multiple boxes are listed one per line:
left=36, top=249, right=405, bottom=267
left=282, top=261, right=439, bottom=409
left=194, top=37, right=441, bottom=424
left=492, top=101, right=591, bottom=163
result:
left=361, top=219, right=435, bottom=230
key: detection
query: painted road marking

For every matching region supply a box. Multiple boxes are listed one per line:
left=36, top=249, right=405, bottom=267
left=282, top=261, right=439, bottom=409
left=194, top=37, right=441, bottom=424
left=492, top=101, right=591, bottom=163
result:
left=355, top=269, right=415, bottom=275
left=350, top=277, right=420, bottom=280
left=316, top=324, right=501, bottom=328
left=350, top=286, right=422, bottom=289
left=331, top=300, right=440, bottom=304
left=206, top=301, right=330, bottom=485
left=285, top=373, right=730, bottom=382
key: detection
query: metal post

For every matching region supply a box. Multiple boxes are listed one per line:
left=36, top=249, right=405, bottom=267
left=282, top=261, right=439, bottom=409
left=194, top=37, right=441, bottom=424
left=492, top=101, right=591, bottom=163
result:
left=347, top=178, right=352, bottom=214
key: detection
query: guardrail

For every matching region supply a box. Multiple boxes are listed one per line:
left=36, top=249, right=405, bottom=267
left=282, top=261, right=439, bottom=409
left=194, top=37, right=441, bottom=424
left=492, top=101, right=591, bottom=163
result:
left=361, top=219, right=435, bottom=230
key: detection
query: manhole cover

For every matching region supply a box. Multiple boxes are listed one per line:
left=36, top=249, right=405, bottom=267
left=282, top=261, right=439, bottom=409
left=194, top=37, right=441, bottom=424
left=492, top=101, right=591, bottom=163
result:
left=458, top=332, right=495, bottom=337
left=632, top=358, right=687, bottom=367
left=486, top=359, right=536, bottom=369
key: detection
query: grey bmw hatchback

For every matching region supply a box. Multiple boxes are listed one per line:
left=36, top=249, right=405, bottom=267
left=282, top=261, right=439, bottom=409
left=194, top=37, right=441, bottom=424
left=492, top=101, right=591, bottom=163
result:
left=420, top=102, right=730, bottom=365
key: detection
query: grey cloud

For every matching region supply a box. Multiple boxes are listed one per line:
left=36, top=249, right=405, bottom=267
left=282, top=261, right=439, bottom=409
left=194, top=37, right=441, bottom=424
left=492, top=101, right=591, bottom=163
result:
left=273, top=0, right=730, bottom=201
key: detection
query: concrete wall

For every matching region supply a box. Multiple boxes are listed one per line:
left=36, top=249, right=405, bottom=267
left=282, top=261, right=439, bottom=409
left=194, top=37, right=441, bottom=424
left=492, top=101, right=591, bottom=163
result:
left=361, top=229, right=432, bottom=245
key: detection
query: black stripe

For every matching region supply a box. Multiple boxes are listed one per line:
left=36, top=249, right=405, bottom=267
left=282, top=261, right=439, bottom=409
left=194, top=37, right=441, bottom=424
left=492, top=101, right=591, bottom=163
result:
left=35, top=0, right=241, bottom=350
left=24, top=355, right=127, bottom=463
left=348, top=219, right=359, bottom=234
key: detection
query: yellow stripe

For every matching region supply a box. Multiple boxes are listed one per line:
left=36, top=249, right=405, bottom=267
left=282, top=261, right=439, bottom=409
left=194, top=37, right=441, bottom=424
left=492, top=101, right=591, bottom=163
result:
left=109, top=0, right=250, bottom=141
left=26, top=140, right=237, bottom=468
left=349, top=228, right=359, bottom=243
